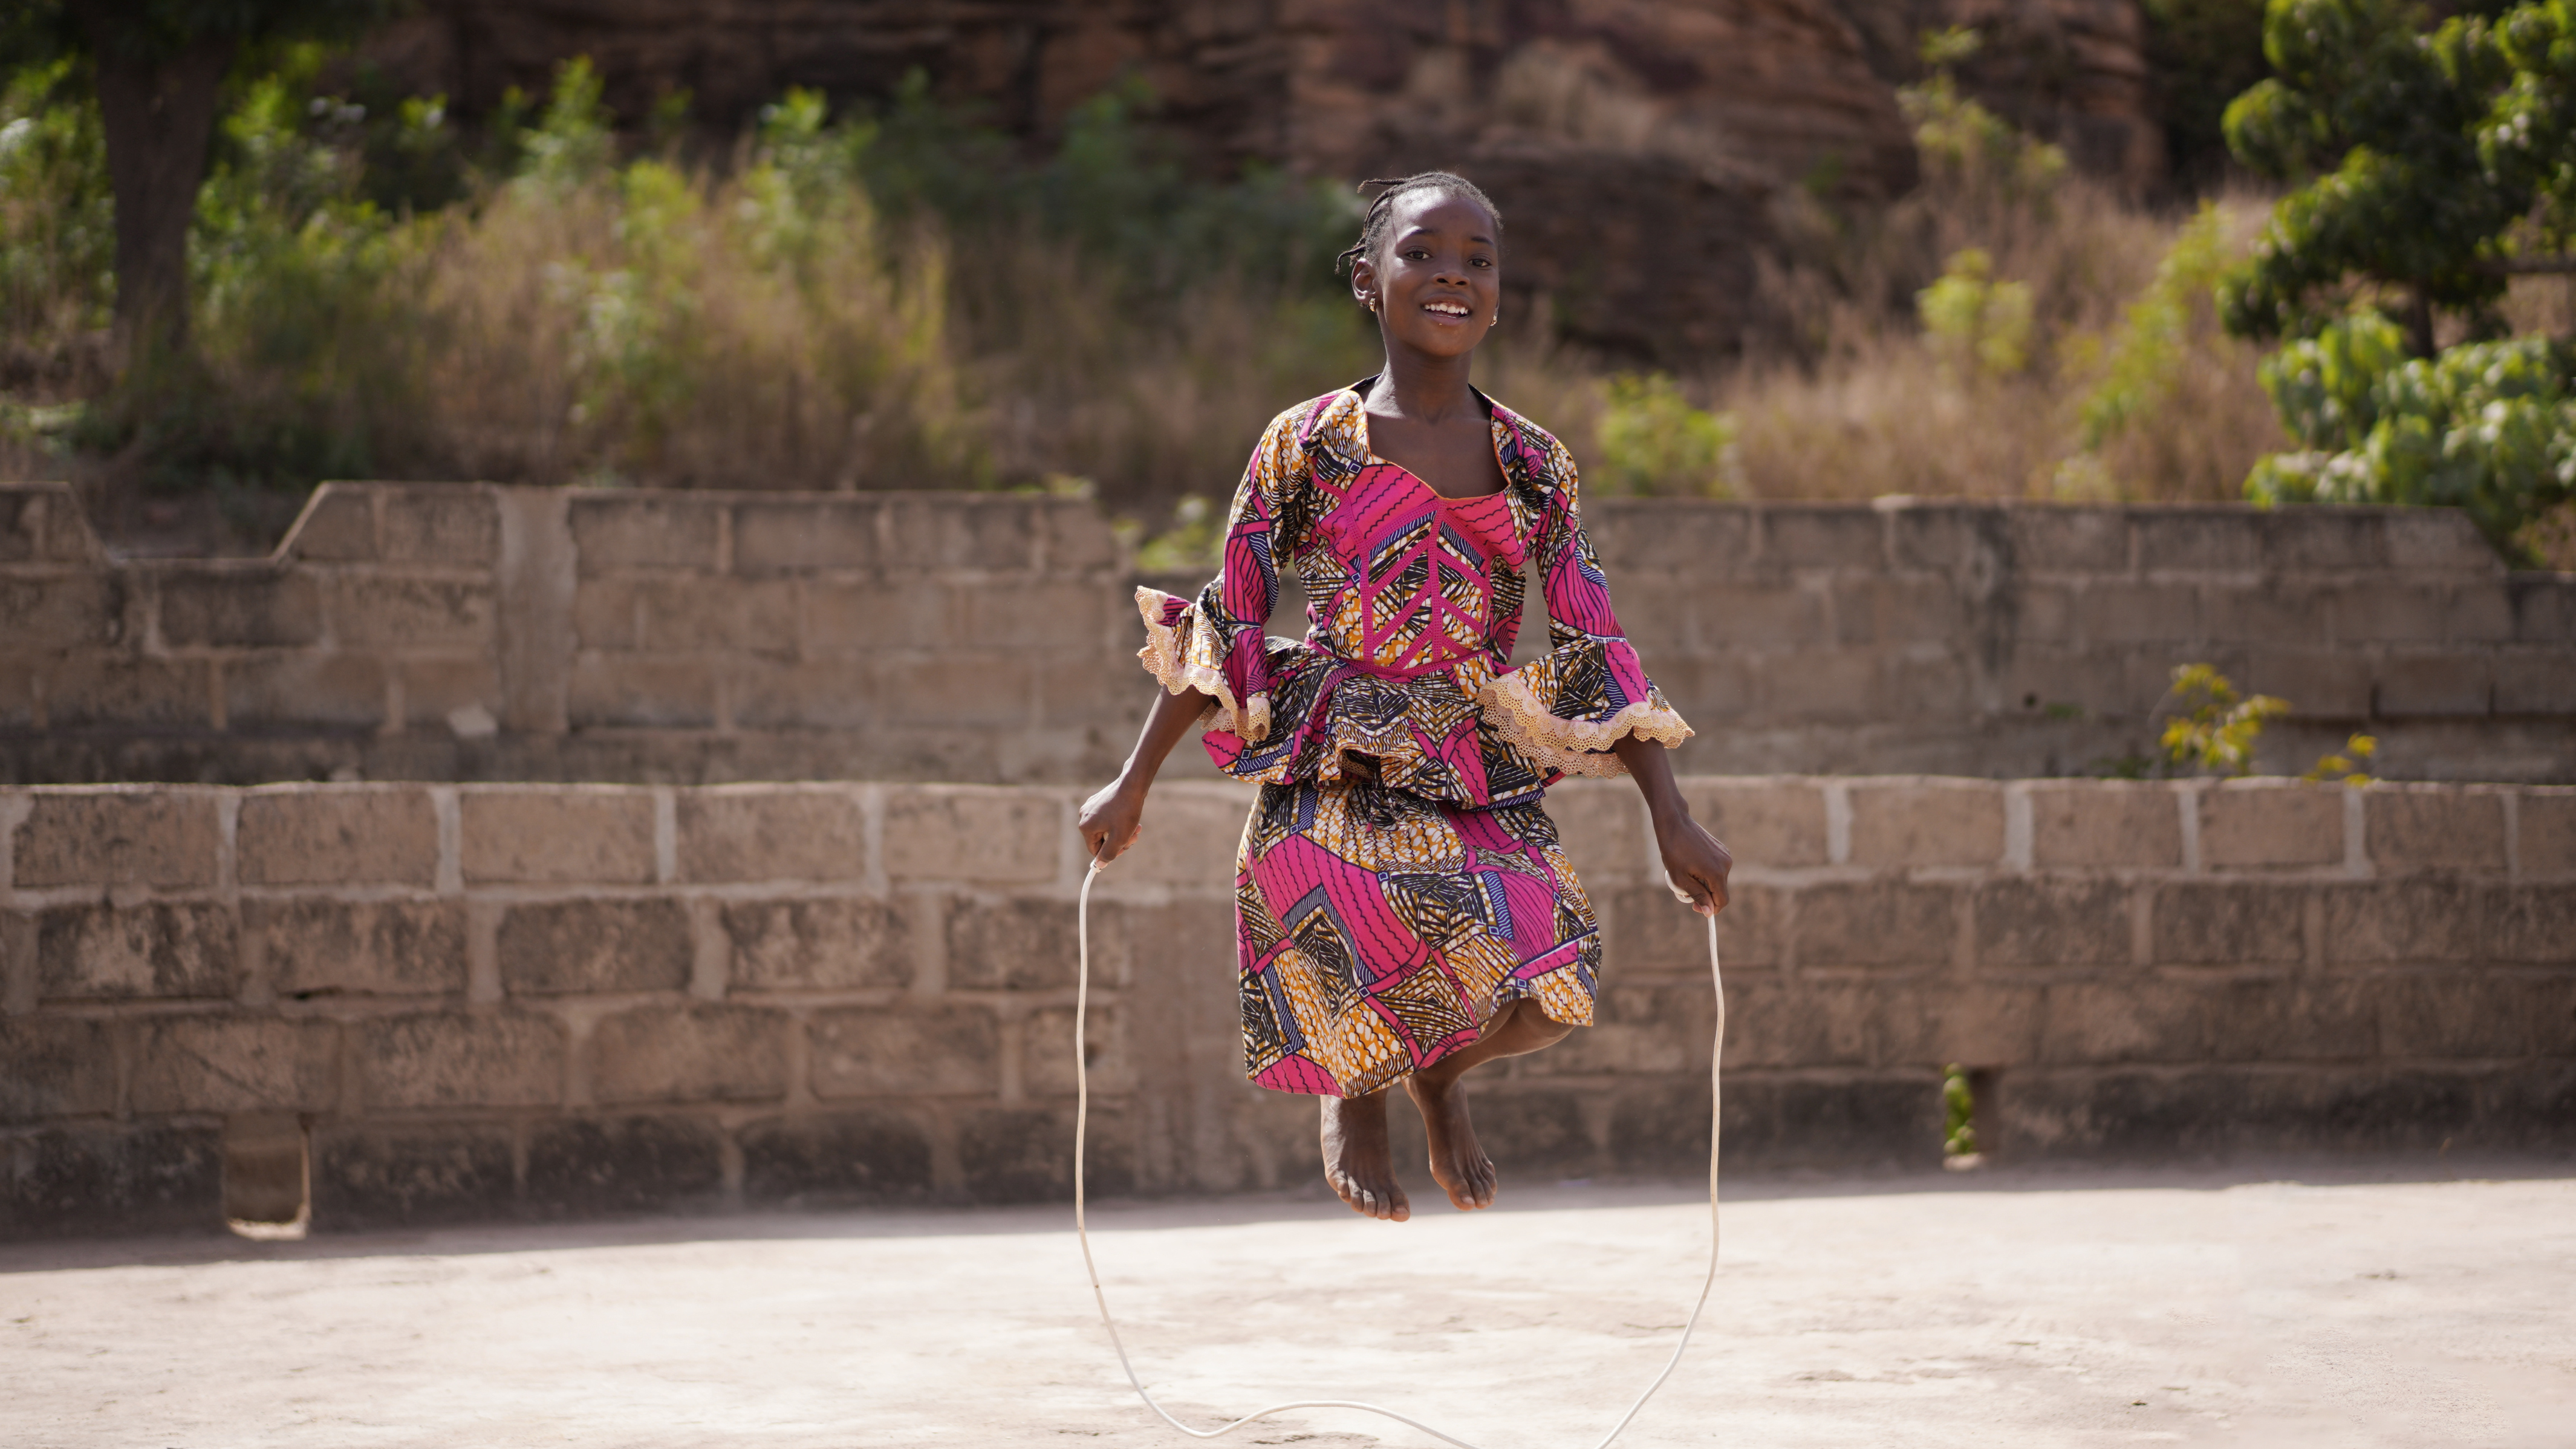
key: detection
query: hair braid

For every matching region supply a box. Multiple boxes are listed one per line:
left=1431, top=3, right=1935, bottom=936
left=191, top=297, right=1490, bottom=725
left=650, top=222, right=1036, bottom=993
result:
left=1333, top=171, right=1503, bottom=281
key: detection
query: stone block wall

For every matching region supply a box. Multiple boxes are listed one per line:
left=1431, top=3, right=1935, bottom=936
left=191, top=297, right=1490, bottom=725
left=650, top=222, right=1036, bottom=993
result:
left=4, top=776, right=2569, bottom=1239
left=5, top=483, right=2571, bottom=788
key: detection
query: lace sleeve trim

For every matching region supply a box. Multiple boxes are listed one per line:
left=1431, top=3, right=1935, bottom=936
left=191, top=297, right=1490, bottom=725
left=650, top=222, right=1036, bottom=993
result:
left=1475, top=668, right=1693, bottom=778
left=1135, top=587, right=1271, bottom=741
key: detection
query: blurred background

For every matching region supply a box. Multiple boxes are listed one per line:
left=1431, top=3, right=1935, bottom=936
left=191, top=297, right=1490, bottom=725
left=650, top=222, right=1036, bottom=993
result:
left=2, top=0, right=2572, bottom=565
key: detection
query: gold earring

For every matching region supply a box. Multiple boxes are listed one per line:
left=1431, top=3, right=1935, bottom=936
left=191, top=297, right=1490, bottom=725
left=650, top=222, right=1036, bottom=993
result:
left=1488, top=311, right=1498, bottom=327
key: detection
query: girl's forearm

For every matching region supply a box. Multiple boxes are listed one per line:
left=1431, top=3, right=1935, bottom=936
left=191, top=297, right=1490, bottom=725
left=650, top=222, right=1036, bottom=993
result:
left=1613, top=732, right=1691, bottom=823
left=1119, top=685, right=1215, bottom=793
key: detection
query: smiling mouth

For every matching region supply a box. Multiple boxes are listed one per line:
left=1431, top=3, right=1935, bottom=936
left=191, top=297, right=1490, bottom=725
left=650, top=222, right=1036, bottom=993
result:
left=1423, top=301, right=1470, bottom=317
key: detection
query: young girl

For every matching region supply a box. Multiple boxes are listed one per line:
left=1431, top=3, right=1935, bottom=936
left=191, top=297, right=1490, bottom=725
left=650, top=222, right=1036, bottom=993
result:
left=1078, top=172, right=1732, bottom=1222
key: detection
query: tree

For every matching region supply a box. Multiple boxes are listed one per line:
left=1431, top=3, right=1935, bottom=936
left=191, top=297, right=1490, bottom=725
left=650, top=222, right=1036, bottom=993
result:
left=4, top=1, right=390, bottom=367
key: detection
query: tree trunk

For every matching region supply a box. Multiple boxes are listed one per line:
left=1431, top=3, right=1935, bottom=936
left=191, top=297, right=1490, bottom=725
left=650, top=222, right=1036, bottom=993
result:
left=2400, top=284, right=2437, bottom=360
left=85, top=28, right=235, bottom=367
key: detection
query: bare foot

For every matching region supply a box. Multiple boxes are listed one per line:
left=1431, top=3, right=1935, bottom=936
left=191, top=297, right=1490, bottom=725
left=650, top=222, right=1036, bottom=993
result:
left=1321, top=1092, right=1408, bottom=1221
left=1403, top=1072, right=1497, bottom=1211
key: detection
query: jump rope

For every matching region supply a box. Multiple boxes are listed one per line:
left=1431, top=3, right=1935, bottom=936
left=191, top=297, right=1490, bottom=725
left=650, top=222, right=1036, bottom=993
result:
left=1072, top=853, right=1727, bottom=1448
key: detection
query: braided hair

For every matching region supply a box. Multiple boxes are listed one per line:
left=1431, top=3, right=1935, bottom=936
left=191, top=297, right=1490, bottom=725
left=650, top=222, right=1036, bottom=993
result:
left=1333, top=172, right=1504, bottom=284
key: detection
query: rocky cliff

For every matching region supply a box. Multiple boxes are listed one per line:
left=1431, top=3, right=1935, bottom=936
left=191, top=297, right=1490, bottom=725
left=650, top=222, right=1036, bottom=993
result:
left=362, top=0, right=2161, bottom=359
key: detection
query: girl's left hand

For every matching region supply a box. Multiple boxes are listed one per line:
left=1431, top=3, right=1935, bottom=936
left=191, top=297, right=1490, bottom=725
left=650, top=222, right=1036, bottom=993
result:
left=1656, top=813, right=1733, bottom=917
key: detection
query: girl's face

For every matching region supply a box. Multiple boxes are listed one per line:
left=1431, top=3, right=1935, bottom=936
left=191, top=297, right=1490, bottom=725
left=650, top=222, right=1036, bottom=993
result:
left=1351, top=190, right=1500, bottom=362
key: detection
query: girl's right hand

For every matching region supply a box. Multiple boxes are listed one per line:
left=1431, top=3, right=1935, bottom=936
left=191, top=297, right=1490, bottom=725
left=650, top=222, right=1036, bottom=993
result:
left=1077, top=778, right=1147, bottom=865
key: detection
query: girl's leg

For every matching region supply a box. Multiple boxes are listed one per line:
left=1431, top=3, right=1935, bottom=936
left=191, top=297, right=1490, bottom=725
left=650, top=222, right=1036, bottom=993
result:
left=1322, top=1091, right=1409, bottom=1221
left=1404, top=1000, right=1573, bottom=1211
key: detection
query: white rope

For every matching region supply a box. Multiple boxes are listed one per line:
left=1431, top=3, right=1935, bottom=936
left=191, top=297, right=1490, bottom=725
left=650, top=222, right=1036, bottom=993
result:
left=1073, top=856, right=1726, bottom=1448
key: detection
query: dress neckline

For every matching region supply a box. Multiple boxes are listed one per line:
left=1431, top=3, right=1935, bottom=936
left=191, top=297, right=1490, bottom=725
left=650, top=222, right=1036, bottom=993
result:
left=1347, top=376, right=1511, bottom=503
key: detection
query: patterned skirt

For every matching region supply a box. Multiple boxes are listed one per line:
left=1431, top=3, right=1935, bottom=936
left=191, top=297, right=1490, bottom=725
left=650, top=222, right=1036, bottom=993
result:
left=1235, top=777, right=1604, bottom=1097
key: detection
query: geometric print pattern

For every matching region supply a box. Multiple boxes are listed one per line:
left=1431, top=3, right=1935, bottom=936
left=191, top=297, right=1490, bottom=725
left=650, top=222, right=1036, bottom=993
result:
left=1134, top=380, right=1686, bottom=1097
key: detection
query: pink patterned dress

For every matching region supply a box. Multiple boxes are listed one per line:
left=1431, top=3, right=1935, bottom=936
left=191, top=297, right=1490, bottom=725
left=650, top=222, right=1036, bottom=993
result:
left=1137, top=383, right=1691, bottom=1098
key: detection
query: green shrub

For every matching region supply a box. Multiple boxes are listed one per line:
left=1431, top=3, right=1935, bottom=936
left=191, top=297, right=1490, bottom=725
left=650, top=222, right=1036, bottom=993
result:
left=1594, top=374, right=1738, bottom=497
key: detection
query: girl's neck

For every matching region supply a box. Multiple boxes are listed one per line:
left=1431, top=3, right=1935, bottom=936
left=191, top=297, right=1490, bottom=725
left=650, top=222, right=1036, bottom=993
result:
left=1370, top=345, right=1480, bottom=423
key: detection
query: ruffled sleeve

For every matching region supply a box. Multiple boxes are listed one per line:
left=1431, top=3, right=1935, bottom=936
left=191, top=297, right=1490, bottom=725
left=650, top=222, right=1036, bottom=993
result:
left=1476, top=428, right=1691, bottom=777
left=1134, top=405, right=1310, bottom=742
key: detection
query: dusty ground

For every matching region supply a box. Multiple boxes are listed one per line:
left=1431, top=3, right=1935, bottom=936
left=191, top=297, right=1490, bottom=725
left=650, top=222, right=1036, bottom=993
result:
left=4, top=1163, right=2571, bottom=1448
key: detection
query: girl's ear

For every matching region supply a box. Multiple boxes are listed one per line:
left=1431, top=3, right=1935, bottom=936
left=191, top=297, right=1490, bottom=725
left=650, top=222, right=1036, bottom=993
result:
left=1350, top=257, right=1378, bottom=312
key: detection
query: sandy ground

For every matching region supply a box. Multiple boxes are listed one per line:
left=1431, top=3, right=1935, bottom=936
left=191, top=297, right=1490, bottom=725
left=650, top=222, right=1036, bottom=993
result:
left=4, top=1164, right=2571, bottom=1448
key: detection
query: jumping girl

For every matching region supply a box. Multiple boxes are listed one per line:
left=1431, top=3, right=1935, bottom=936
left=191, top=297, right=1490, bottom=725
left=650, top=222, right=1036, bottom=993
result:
left=1078, top=172, right=1734, bottom=1222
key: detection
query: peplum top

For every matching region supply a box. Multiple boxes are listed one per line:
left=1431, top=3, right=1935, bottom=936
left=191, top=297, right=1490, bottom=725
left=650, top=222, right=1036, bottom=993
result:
left=1136, top=383, right=1690, bottom=809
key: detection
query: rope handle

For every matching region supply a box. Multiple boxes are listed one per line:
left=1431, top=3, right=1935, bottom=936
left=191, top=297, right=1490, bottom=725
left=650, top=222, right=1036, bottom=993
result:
left=1073, top=851, right=1726, bottom=1448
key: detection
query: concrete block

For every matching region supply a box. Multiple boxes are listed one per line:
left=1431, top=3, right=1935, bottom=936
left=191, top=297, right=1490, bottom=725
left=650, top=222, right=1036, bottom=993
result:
left=1792, top=881, right=1960, bottom=969
left=2262, top=509, right=2389, bottom=570
left=2000, top=645, right=2128, bottom=716
left=2379, top=510, right=2495, bottom=571
left=569, top=496, right=721, bottom=574
left=732, top=657, right=871, bottom=730
left=1545, top=784, right=1644, bottom=879
left=883, top=497, right=1039, bottom=573
left=733, top=501, right=878, bottom=573
left=2199, top=585, right=2330, bottom=648
left=1463, top=1089, right=1596, bottom=1176
left=0, top=1016, right=116, bottom=1119
left=1973, top=878, right=2135, bottom=967
left=1679, top=779, right=1827, bottom=869
left=2507, top=576, right=2575, bottom=642
left=876, top=653, right=1032, bottom=728
left=2199, top=782, right=2343, bottom=869
left=946, top=897, right=1082, bottom=989
left=958, top=1103, right=1125, bottom=1200
left=739, top=1112, right=935, bottom=1205
left=129, top=1015, right=339, bottom=1113
left=1847, top=780, right=2005, bottom=867
left=1099, top=784, right=1244, bottom=887
left=0, top=662, right=31, bottom=728
left=588, top=1003, right=791, bottom=1104
left=310, top=1121, right=516, bottom=1230
left=1755, top=649, right=1876, bottom=721
left=2077, top=582, right=2197, bottom=643
left=0, top=1124, right=223, bottom=1239
left=37, top=902, right=237, bottom=1001
left=1690, top=583, right=1826, bottom=646
left=677, top=787, right=865, bottom=882
left=1882, top=504, right=2001, bottom=574
left=498, top=899, right=693, bottom=995
left=2136, top=511, right=2263, bottom=573
left=382, top=488, right=501, bottom=564
left=2376, top=973, right=2555, bottom=1059
left=524, top=1115, right=725, bottom=1215
left=1022, top=1004, right=1127, bottom=1097
left=1547, top=978, right=1714, bottom=1073
left=2520, top=790, right=2576, bottom=876
left=1880, top=651, right=1971, bottom=715
left=258, top=899, right=468, bottom=996
left=1614, top=1073, right=1940, bottom=1172
left=1916, top=983, right=2046, bottom=1067
left=223, top=651, right=386, bottom=731
left=0, top=575, right=120, bottom=649
left=810, top=1003, right=998, bottom=1098
left=569, top=578, right=643, bottom=650
left=1760, top=507, right=1882, bottom=568
left=2445, top=588, right=2515, bottom=642
left=2376, top=654, right=2491, bottom=715
left=2244, top=648, right=2373, bottom=718
left=158, top=570, right=322, bottom=646
left=2199, top=976, right=2379, bottom=1062
left=394, top=659, right=498, bottom=732
left=802, top=579, right=949, bottom=655
left=324, top=576, right=495, bottom=649
left=1634, top=654, right=1752, bottom=723
left=2331, top=584, right=2446, bottom=643
left=238, top=787, right=437, bottom=885
left=958, top=580, right=1112, bottom=651
left=1039, top=500, right=1120, bottom=573
left=1030, top=652, right=1133, bottom=729
left=2318, top=880, right=2479, bottom=964
left=14, top=790, right=220, bottom=887
left=461, top=789, right=655, bottom=884
left=2008, top=507, right=2129, bottom=573
left=882, top=787, right=1061, bottom=883
left=1589, top=501, right=1753, bottom=575
left=2487, top=884, right=2576, bottom=963
left=2150, top=882, right=2306, bottom=965
left=566, top=654, right=717, bottom=729
left=41, top=655, right=206, bottom=728
left=1833, top=578, right=1963, bottom=645
left=1602, top=881, right=1783, bottom=972
left=357, top=1011, right=566, bottom=1108
left=2035, top=981, right=2207, bottom=1066
left=2493, top=648, right=2576, bottom=712
left=2365, top=787, right=2508, bottom=875
left=283, top=488, right=376, bottom=561
left=2028, top=781, right=2182, bottom=868
left=723, top=897, right=911, bottom=991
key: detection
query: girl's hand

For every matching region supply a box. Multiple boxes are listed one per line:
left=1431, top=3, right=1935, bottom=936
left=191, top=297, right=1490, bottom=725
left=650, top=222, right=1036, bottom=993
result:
left=1656, top=812, right=1733, bottom=918
left=1078, top=777, right=1147, bottom=865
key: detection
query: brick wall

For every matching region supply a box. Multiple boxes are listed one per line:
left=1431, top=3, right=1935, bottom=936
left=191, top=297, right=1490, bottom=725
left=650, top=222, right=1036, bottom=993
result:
left=5, top=483, right=2572, bottom=787
left=4, top=776, right=2569, bottom=1238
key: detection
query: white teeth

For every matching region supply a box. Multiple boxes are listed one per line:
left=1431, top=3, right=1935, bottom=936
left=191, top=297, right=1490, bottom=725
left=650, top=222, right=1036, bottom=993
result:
left=1426, top=302, right=1468, bottom=316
